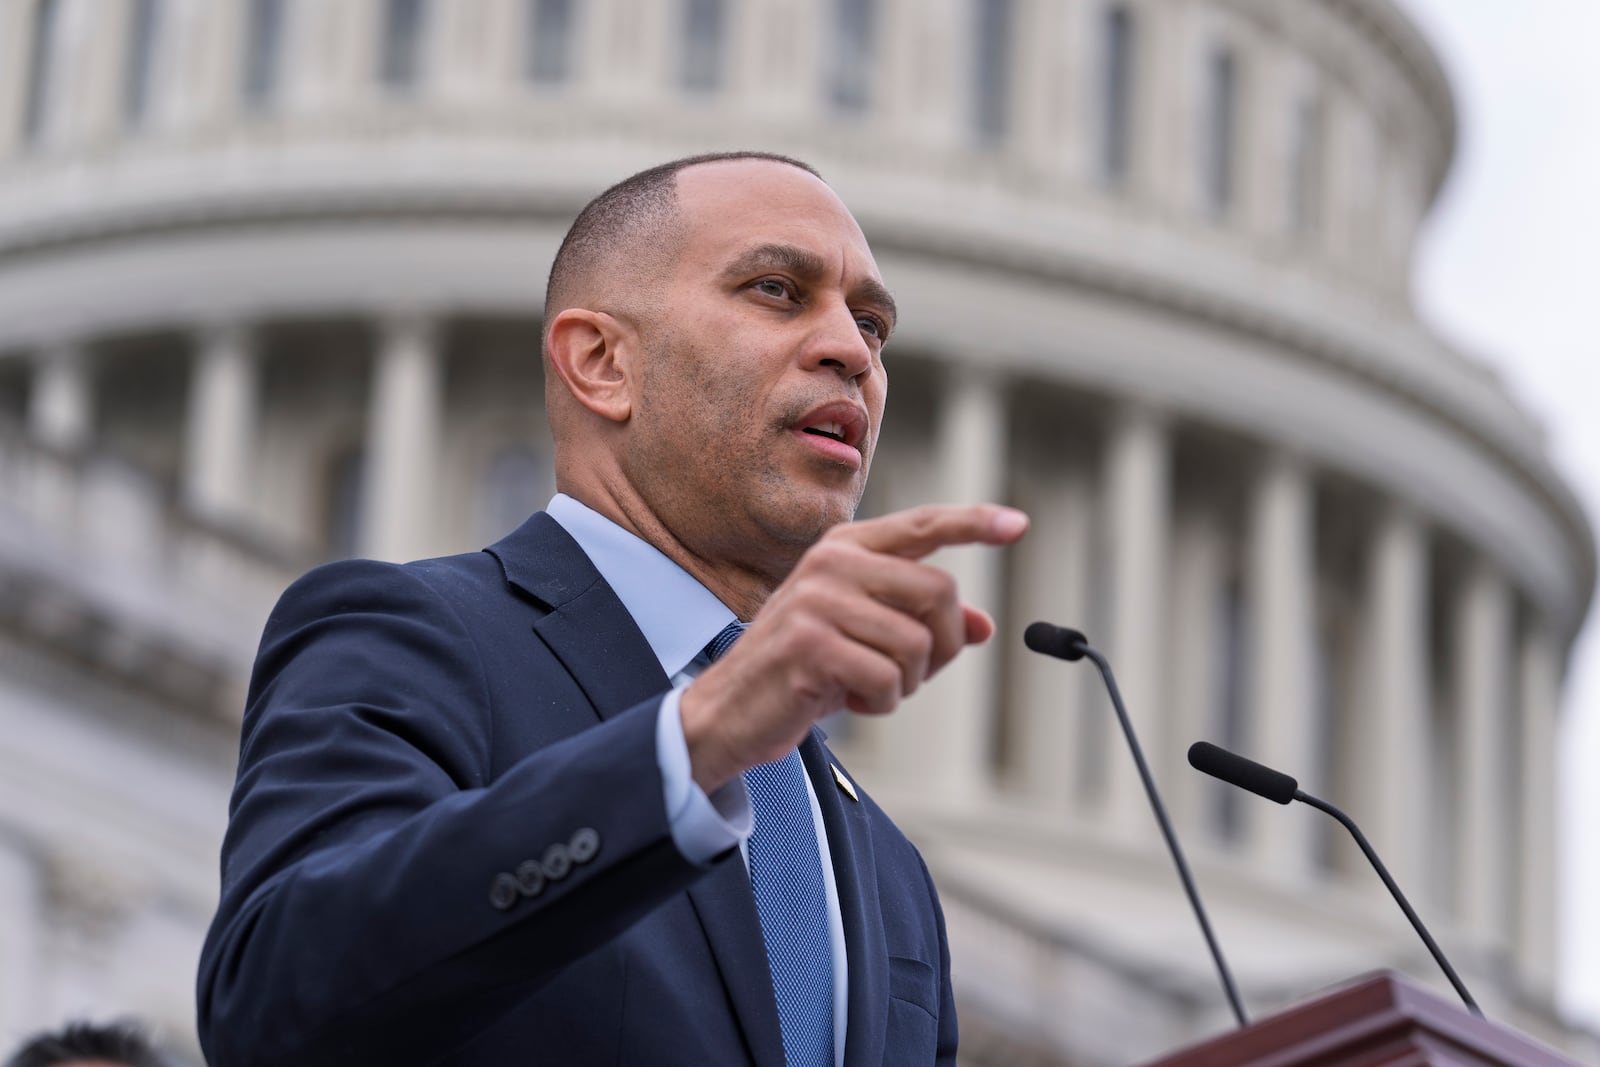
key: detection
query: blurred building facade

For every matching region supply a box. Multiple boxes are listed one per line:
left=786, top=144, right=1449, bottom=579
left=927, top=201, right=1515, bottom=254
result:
left=0, top=0, right=1592, bottom=1063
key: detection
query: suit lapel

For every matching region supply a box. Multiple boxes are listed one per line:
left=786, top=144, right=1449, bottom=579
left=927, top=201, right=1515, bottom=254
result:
left=487, top=513, right=787, bottom=1065
left=490, top=513, right=670, bottom=718
left=531, top=581, right=672, bottom=720
left=800, top=730, right=888, bottom=1067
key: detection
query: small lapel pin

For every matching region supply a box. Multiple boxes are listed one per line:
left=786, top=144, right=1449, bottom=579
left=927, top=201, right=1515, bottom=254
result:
left=830, top=764, right=859, bottom=802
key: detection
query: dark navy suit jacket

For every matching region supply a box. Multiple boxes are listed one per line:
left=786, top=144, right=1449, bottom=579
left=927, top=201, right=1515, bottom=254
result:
left=197, top=512, right=958, bottom=1066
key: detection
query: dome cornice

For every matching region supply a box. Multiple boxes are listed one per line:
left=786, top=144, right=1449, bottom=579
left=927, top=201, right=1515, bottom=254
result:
left=0, top=185, right=1586, bottom=631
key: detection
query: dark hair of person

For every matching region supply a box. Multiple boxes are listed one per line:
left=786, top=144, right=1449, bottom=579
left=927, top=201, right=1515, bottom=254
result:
left=4, top=1019, right=168, bottom=1067
left=543, top=150, right=822, bottom=320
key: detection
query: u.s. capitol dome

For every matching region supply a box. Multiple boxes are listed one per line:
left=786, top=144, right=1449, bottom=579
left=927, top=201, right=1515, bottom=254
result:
left=0, top=1, right=1590, bottom=1063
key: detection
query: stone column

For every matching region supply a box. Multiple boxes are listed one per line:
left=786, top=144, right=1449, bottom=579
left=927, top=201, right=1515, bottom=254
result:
left=1138, top=0, right=1191, bottom=208
left=1006, top=462, right=1093, bottom=808
left=414, top=0, right=455, bottom=96
left=0, top=835, right=44, bottom=1039
left=1243, top=451, right=1316, bottom=878
left=1165, top=502, right=1226, bottom=832
left=1515, top=615, right=1560, bottom=997
left=1099, top=405, right=1169, bottom=833
left=1011, top=0, right=1060, bottom=170
left=473, top=0, right=520, bottom=88
left=1244, top=43, right=1290, bottom=240
left=431, top=0, right=496, bottom=101
left=361, top=315, right=443, bottom=562
left=1454, top=557, right=1512, bottom=949
left=582, top=0, right=667, bottom=99
left=1325, top=92, right=1379, bottom=272
left=576, top=0, right=624, bottom=93
left=333, top=0, right=383, bottom=107
left=727, top=0, right=814, bottom=116
left=898, top=368, right=1008, bottom=805
left=29, top=342, right=93, bottom=453
left=1358, top=502, right=1430, bottom=895
left=1053, top=0, right=1095, bottom=180
left=879, top=0, right=963, bottom=148
left=185, top=0, right=247, bottom=128
left=66, top=0, right=122, bottom=145
left=0, top=0, right=29, bottom=154
left=289, top=0, right=355, bottom=111
left=182, top=325, right=259, bottom=520
left=160, top=0, right=205, bottom=128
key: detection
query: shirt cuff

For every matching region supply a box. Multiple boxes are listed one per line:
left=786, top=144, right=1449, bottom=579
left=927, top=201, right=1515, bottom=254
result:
left=657, top=686, right=752, bottom=863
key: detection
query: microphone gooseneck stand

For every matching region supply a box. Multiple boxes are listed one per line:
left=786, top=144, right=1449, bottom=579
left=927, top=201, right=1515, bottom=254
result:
left=1024, top=622, right=1249, bottom=1028
left=1187, top=740, right=1483, bottom=1019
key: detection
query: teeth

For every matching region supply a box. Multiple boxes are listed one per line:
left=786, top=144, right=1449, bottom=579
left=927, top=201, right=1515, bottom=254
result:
left=802, top=420, right=849, bottom=443
left=800, top=422, right=851, bottom=441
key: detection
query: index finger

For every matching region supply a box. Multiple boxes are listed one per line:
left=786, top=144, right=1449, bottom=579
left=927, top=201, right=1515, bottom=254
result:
left=839, top=504, right=1029, bottom=560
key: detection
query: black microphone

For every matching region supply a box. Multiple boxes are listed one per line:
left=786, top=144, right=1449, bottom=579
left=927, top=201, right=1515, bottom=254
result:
left=1186, top=741, right=1483, bottom=1018
left=1023, top=621, right=1088, bottom=662
left=1026, top=622, right=1249, bottom=1027
left=1187, top=741, right=1296, bottom=805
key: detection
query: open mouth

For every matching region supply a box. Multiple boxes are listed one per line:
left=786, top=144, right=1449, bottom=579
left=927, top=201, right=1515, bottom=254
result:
left=793, top=403, right=867, bottom=451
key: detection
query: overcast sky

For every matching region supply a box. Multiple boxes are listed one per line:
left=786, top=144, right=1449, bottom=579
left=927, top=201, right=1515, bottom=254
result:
left=1396, top=0, right=1600, bottom=1026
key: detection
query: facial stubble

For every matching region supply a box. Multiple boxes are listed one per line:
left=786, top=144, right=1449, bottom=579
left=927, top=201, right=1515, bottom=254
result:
left=629, top=329, right=873, bottom=588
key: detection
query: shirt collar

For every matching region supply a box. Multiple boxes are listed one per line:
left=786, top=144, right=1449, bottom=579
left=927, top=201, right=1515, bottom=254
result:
left=546, top=493, right=736, bottom=678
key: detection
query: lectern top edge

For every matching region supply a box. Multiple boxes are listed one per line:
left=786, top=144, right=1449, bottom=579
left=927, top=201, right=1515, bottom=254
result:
left=1137, top=970, right=1586, bottom=1067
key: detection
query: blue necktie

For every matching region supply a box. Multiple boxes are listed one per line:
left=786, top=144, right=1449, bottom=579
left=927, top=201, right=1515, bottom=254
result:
left=707, top=621, right=834, bottom=1066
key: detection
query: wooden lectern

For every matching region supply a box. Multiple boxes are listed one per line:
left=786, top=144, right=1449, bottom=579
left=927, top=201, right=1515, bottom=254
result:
left=1139, top=971, right=1585, bottom=1067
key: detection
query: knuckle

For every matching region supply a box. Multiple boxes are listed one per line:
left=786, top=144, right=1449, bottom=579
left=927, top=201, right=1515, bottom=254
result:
left=905, top=505, right=942, bottom=537
left=808, top=538, right=852, bottom=569
left=791, top=613, right=831, bottom=648
left=870, top=658, right=903, bottom=704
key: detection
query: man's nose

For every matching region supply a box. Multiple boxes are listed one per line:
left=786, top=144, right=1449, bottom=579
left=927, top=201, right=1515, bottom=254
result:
left=807, top=302, right=874, bottom=381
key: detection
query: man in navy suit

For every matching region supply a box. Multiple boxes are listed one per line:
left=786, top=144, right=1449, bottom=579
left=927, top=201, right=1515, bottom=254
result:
left=197, top=151, right=1028, bottom=1066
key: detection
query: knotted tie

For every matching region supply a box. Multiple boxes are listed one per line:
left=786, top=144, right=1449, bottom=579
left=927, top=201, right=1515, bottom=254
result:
left=707, top=621, right=834, bottom=1066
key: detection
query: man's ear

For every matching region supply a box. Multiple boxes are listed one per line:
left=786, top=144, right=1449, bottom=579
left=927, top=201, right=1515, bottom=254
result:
left=545, top=308, right=634, bottom=423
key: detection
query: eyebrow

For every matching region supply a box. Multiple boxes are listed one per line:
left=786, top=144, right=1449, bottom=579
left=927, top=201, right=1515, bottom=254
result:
left=722, top=242, right=899, bottom=330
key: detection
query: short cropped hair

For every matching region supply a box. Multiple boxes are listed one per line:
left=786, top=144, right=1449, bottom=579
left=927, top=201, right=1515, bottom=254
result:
left=4, top=1019, right=167, bottom=1067
left=543, top=150, right=822, bottom=321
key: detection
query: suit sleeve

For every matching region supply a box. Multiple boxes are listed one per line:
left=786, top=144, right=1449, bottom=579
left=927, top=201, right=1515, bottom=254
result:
left=196, top=560, right=708, bottom=1067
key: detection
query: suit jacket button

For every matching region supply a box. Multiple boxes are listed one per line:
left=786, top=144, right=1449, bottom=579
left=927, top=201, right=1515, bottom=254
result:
left=515, top=859, right=545, bottom=897
left=541, top=843, right=571, bottom=880
left=568, top=827, right=600, bottom=864
left=489, top=872, right=520, bottom=911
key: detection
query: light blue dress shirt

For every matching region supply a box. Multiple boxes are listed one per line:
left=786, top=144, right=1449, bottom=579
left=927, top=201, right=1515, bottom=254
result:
left=546, top=494, right=849, bottom=1063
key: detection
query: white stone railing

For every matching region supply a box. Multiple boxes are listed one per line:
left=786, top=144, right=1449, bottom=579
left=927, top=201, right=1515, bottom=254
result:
left=0, top=422, right=300, bottom=679
left=937, top=870, right=1227, bottom=1067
